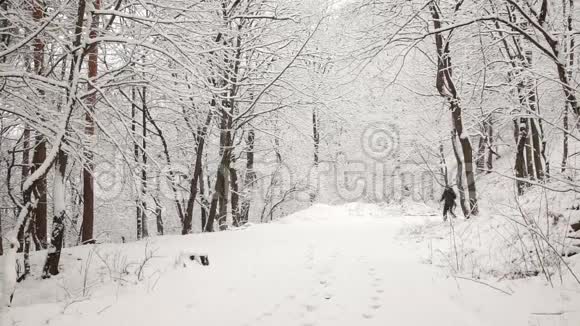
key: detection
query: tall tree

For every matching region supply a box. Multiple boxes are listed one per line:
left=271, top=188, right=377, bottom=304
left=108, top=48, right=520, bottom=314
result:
left=31, top=0, right=47, bottom=249
left=562, top=0, right=574, bottom=173
left=430, top=0, right=478, bottom=217
left=43, top=0, right=89, bottom=278
left=81, top=0, right=101, bottom=245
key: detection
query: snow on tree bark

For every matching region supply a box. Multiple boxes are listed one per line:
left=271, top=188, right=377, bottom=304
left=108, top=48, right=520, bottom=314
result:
left=81, top=0, right=100, bottom=245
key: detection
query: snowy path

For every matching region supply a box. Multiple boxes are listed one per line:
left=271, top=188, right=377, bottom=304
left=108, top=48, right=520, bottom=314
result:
left=4, top=204, right=571, bottom=326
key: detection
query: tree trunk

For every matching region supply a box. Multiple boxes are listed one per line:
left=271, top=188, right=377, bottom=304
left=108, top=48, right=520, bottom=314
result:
left=431, top=1, right=478, bottom=217
left=524, top=51, right=545, bottom=180
left=17, top=217, right=33, bottom=281
left=313, top=108, right=320, bottom=165
left=0, top=207, right=3, bottom=256
left=563, top=104, right=569, bottom=173
left=240, top=128, right=255, bottom=225
left=81, top=0, right=100, bottom=245
left=476, top=135, right=486, bottom=173
left=132, top=86, right=142, bottom=240
left=199, top=166, right=208, bottom=231
left=42, top=149, right=68, bottom=278
left=530, top=118, right=544, bottom=180
left=31, top=0, right=47, bottom=249
left=155, top=204, right=163, bottom=235
left=311, top=108, right=320, bottom=202
left=144, top=98, right=185, bottom=225
left=31, top=135, right=47, bottom=249
left=140, top=85, right=148, bottom=238
left=439, top=143, right=449, bottom=186
left=515, top=119, right=529, bottom=195
left=210, top=102, right=233, bottom=232
left=486, top=119, right=494, bottom=172
left=452, top=104, right=478, bottom=217
left=40, top=0, right=88, bottom=279
left=451, top=130, right=470, bottom=218
left=230, top=164, right=240, bottom=227
left=206, top=181, right=219, bottom=232
left=207, top=146, right=231, bottom=232
left=154, top=170, right=163, bottom=235
left=524, top=120, right=536, bottom=179
left=562, top=0, right=574, bottom=173
left=0, top=1, right=10, bottom=64
left=18, top=127, right=31, bottom=252
left=183, top=111, right=213, bottom=234
left=218, top=164, right=229, bottom=230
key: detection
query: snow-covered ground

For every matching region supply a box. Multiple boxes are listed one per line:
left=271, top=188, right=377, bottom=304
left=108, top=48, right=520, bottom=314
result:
left=2, top=203, right=580, bottom=326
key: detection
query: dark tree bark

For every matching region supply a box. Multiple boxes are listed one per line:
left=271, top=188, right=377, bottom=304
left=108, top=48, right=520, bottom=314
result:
left=476, top=135, right=486, bottom=173
left=562, top=0, right=574, bottom=173
left=20, top=218, right=32, bottom=281
left=183, top=111, right=213, bottom=234
left=207, top=97, right=234, bottom=232
left=563, top=105, right=569, bottom=173
left=155, top=204, right=163, bottom=235
left=524, top=120, right=535, bottom=180
left=510, top=50, right=544, bottom=188
left=450, top=130, right=469, bottom=218
left=81, top=0, right=101, bottom=245
left=42, top=147, right=68, bottom=277
left=18, top=127, right=31, bottom=252
left=154, top=170, right=163, bottom=235
left=140, top=85, right=148, bottom=238
left=515, top=119, right=529, bottom=195
left=217, top=164, right=229, bottom=231
left=0, top=1, right=10, bottom=64
left=143, top=96, right=184, bottom=225
left=495, top=9, right=545, bottom=189
left=230, top=164, right=240, bottom=227
left=0, top=205, right=3, bottom=256
left=486, top=118, right=494, bottom=172
left=313, top=108, right=320, bottom=166
left=311, top=108, right=320, bottom=202
left=208, top=145, right=231, bottom=231
left=199, top=166, right=208, bottom=231
left=132, top=86, right=143, bottom=240
left=240, top=128, right=255, bottom=225
left=452, top=101, right=478, bottom=217
left=523, top=51, right=545, bottom=181
left=431, top=1, right=478, bottom=217
left=42, top=0, right=88, bottom=278
left=476, top=116, right=494, bottom=174
left=31, top=0, right=47, bottom=249
left=31, top=135, right=47, bottom=249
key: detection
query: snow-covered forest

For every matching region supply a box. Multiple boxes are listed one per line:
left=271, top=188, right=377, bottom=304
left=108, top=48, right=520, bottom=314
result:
left=2, top=0, right=580, bottom=325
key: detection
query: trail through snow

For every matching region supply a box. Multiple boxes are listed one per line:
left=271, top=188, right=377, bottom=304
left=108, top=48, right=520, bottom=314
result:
left=2, top=203, right=577, bottom=326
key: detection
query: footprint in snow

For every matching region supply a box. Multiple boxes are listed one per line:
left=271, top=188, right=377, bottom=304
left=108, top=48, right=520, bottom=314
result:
left=362, top=313, right=374, bottom=319
left=304, top=304, right=318, bottom=313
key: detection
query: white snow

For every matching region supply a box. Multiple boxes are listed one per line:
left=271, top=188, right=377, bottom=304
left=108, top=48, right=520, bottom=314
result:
left=1, top=203, right=579, bottom=325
